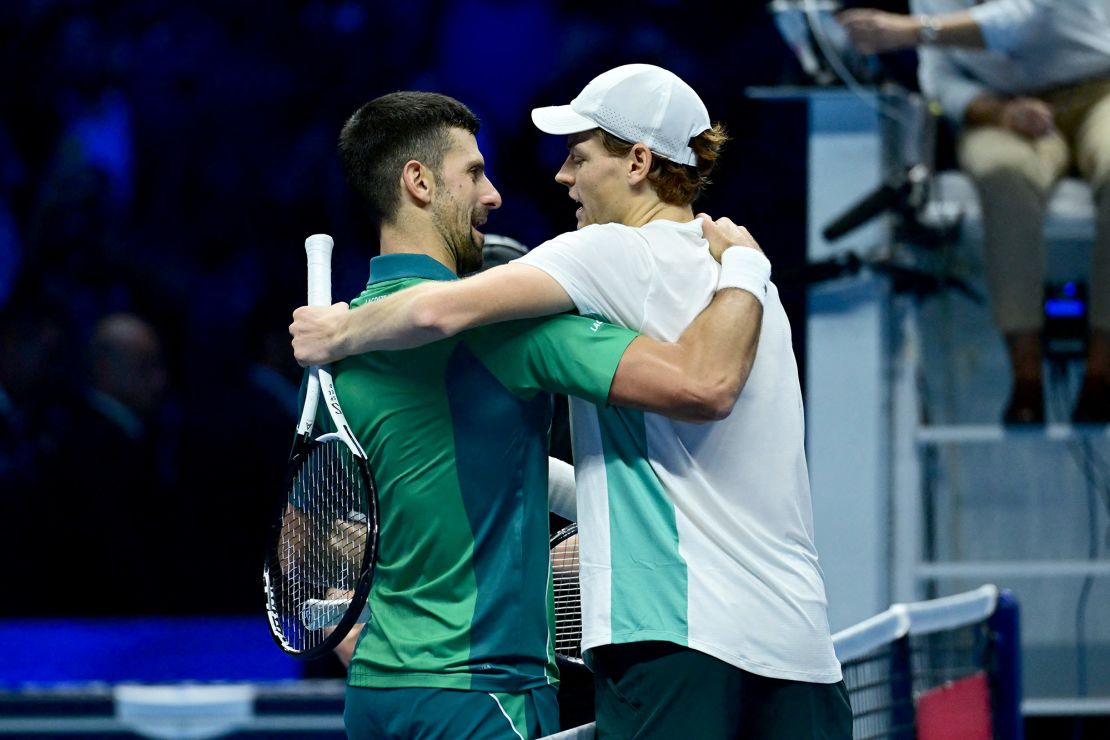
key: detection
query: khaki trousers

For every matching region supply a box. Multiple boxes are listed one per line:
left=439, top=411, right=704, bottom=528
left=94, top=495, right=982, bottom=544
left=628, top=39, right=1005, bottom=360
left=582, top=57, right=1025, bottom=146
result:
left=957, top=77, right=1110, bottom=333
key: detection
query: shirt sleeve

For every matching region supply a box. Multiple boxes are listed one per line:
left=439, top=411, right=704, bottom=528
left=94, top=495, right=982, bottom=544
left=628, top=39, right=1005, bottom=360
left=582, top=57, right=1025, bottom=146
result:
left=515, top=224, right=653, bottom=330
left=916, top=44, right=992, bottom=127
left=967, top=0, right=1043, bottom=52
left=907, top=0, right=990, bottom=127
left=464, top=314, right=638, bottom=406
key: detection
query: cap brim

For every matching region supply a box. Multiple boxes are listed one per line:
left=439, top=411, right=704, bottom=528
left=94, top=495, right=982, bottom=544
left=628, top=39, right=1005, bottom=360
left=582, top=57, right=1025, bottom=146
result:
left=531, top=105, right=597, bottom=135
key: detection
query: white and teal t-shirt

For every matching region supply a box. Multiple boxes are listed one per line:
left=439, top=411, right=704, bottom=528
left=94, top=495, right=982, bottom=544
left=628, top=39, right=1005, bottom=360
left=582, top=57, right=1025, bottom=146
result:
left=517, top=219, right=843, bottom=684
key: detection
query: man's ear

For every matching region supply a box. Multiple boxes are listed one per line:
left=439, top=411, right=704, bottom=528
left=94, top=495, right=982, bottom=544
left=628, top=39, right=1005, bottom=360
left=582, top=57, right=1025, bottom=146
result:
left=401, top=160, right=434, bottom=205
left=627, top=143, right=653, bottom=186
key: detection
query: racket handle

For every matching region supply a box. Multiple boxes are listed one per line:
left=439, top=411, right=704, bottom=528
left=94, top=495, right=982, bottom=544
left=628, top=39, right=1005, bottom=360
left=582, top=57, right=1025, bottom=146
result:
left=305, top=234, right=335, bottom=307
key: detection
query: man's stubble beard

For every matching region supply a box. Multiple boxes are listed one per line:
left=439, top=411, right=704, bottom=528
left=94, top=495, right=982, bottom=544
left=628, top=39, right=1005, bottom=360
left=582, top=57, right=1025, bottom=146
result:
left=455, top=233, right=483, bottom=275
left=433, top=194, right=483, bottom=275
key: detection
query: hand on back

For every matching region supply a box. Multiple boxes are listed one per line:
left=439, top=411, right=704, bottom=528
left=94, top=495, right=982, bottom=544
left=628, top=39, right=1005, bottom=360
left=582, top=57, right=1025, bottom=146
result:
left=698, top=213, right=763, bottom=264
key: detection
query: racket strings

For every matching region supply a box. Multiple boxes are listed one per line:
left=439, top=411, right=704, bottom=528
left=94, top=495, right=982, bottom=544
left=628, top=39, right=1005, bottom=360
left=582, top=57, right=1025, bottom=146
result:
left=274, top=438, right=371, bottom=651
left=551, top=529, right=582, bottom=660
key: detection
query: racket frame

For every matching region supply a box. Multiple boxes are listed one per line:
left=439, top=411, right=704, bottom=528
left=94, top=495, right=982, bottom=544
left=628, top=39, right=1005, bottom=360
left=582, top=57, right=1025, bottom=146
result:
left=263, top=233, right=380, bottom=660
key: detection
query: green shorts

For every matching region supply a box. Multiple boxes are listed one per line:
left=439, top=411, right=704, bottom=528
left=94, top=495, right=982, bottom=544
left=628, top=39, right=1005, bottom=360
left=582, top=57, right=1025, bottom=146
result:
left=593, top=641, right=851, bottom=740
left=344, top=684, right=560, bottom=739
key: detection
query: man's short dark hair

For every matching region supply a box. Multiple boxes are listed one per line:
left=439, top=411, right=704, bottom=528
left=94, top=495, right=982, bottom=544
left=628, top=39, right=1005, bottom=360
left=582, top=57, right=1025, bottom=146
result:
left=338, top=91, right=481, bottom=226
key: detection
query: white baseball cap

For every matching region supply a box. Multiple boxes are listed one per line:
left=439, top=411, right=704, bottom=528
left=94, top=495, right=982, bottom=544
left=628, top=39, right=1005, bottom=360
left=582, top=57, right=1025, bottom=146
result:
left=531, top=64, right=711, bottom=166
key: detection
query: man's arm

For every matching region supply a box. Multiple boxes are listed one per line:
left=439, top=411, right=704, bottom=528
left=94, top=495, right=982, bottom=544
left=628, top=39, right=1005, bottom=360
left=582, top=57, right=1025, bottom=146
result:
left=838, top=8, right=985, bottom=54
left=609, top=286, right=762, bottom=422
left=331, top=622, right=363, bottom=669
left=290, top=264, right=574, bottom=366
left=452, top=219, right=768, bottom=424
left=605, top=216, right=768, bottom=422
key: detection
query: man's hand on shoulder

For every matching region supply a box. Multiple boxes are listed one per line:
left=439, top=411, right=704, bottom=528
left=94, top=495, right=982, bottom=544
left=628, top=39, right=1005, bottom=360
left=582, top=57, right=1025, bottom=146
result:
left=290, top=302, right=351, bottom=367
left=698, top=213, right=763, bottom=263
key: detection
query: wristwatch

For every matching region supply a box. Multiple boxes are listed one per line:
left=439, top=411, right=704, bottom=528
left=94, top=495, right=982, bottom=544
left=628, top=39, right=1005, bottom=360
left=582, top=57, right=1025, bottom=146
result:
left=918, top=15, right=942, bottom=43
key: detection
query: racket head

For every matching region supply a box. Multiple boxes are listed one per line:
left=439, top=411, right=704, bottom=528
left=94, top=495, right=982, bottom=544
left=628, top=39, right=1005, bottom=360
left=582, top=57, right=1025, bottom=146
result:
left=263, top=432, right=379, bottom=660
left=550, top=522, right=583, bottom=665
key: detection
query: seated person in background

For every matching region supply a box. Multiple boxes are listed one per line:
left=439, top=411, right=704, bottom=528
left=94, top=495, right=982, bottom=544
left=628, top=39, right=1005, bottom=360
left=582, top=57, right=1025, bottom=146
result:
left=840, top=0, right=1110, bottom=424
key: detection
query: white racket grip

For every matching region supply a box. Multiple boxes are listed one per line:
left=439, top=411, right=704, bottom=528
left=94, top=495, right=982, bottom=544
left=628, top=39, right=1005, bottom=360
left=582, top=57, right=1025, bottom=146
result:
left=305, top=234, right=335, bottom=307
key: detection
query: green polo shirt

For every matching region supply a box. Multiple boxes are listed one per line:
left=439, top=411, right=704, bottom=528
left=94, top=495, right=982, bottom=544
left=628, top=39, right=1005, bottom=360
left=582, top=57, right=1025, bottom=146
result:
left=336, top=254, right=636, bottom=693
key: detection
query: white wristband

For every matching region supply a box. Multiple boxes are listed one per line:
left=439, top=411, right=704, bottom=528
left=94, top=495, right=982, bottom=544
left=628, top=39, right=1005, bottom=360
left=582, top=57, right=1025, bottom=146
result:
left=717, top=246, right=771, bottom=305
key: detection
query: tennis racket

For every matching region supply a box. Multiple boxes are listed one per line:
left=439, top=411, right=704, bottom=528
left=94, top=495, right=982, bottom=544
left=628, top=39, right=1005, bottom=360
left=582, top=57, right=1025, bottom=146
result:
left=263, top=233, right=380, bottom=660
left=550, top=522, right=583, bottom=664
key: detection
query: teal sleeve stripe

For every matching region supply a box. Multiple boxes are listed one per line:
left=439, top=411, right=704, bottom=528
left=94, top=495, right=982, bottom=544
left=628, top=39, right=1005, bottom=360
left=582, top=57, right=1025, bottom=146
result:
left=464, top=314, right=636, bottom=404
left=599, top=407, right=689, bottom=643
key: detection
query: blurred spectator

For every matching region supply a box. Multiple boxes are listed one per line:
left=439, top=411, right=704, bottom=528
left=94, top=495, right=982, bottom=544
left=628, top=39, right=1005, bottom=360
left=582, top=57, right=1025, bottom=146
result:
left=84, top=313, right=168, bottom=441
left=38, top=312, right=177, bottom=615
left=839, top=1, right=1110, bottom=424
left=172, top=294, right=301, bottom=617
